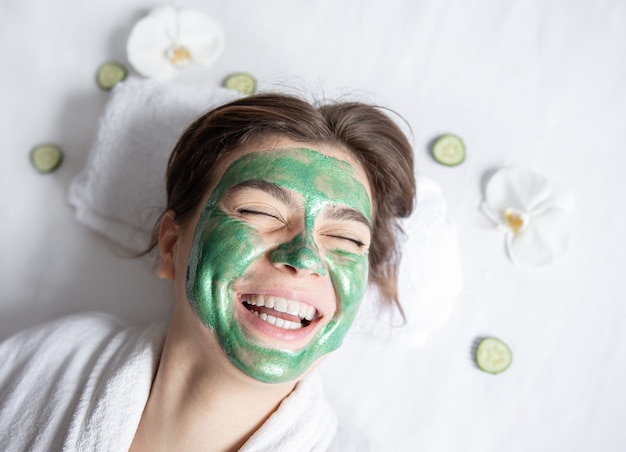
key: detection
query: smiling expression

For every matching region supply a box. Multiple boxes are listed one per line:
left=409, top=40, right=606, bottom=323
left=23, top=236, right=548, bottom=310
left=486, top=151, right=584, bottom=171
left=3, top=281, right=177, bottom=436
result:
left=186, top=146, right=372, bottom=384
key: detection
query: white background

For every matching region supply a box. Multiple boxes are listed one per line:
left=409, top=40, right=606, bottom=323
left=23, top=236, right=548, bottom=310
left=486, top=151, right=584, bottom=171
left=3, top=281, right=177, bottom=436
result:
left=1, top=1, right=625, bottom=450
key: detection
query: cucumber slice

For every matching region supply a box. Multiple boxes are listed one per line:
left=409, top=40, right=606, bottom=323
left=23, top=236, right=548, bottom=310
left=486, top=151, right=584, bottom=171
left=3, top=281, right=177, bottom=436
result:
left=222, top=72, right=257, bottom=95
left=432, top=134, right=466, bottom=166
left=475, top=337, right=512, bottom=374
left=96, top=61, right=128, bottom=91
left=30, top=144, right=64, bottom=174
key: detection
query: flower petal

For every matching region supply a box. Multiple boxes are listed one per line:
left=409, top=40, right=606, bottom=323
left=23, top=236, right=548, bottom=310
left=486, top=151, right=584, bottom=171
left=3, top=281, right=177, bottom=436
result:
left=176, top=9, right=225, bottom=67
left=483, top=166, right=576, bottom=266
left=148, top=6, right=180, bottom=42
left=127, top=15, right=176, bottom=79
left=507, top=202, right=574, bottom=266
left=548, top=189, right=576, bottom=214
left=484, top=167, right=553, bottom=216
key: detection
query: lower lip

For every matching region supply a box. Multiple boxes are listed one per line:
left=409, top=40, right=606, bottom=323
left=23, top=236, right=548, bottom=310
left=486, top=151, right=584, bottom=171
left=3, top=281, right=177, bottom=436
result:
left=235, top=298, right=321, bottom=347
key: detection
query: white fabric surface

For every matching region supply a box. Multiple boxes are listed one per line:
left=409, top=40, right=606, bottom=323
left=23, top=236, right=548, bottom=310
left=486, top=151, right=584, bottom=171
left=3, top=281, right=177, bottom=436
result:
left=0, top=313, right=343, bottom=451
left=67, top=77, right=461, bottom=348
left=1, top=1, right=625, bottom=451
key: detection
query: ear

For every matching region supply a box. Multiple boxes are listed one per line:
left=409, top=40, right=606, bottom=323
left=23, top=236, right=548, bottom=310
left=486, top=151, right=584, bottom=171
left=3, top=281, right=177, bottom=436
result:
left=157, top=211, right=180, bottom=280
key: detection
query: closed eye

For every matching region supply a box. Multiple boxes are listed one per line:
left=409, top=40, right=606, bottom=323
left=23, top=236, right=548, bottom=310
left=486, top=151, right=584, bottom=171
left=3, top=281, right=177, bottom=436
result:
left=221, top=182, right=293, bottom=228
left=324, top=234, right=366, bottom=249
left=234, top=207, right=287, bottom=232
left=236, top=208, right=281, bottom=220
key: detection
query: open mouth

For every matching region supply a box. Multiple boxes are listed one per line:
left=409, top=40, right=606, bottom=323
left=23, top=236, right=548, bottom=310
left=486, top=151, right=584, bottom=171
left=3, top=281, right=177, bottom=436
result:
left=242, top=294, right=318, bottom=330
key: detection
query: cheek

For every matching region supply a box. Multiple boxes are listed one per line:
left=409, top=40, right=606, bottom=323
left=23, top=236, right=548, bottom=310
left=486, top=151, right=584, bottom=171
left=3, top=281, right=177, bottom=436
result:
left=326, top=251, right=369, bottom=314
left=187, top=211, right=267, bottom=304
left=308, top=252, right=368, bottom=357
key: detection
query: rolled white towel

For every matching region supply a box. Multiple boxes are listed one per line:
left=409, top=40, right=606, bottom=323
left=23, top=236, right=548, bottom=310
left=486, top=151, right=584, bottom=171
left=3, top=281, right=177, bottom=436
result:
left=69, top=78, right=242, bottom=252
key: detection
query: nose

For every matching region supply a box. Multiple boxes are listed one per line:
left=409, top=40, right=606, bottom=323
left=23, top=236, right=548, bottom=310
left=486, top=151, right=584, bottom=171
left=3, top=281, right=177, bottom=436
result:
left=269, top=233, right=326, bottom=276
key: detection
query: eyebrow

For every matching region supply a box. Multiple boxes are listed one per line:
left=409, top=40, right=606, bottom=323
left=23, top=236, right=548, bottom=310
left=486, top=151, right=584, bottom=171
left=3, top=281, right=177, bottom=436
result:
left=326, top=206, right=372, bottom=231
left=226, top=180, right=299, bottom=207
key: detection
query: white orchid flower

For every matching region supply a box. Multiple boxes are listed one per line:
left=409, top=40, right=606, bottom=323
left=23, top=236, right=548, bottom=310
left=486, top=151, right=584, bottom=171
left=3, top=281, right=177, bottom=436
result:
left=127, top=6, right=224, bottom=80
left=481, top=167, right=575, bottom=266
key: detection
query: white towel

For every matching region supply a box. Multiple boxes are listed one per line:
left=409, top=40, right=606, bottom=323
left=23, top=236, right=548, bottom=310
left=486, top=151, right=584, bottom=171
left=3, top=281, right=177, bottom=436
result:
left=68, top=78, right=462, bottom=347
left=69, top=78, right=243, bottom=252
left=0, top=312, right=163, bottom=451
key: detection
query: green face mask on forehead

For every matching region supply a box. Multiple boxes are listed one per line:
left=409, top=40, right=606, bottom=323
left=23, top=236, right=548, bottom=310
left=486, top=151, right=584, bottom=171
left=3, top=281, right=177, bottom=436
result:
left=186, top=148, right=372, bottom=384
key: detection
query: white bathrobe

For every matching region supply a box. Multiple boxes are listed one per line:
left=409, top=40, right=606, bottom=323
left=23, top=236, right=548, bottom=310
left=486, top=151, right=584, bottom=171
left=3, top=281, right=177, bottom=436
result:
left=0, top=313, right=366, bottom=451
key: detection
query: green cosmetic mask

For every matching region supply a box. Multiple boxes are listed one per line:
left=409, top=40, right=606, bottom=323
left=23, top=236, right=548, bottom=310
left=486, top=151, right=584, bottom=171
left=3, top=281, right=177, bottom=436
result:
left=186, top=148, right=371, bottom=384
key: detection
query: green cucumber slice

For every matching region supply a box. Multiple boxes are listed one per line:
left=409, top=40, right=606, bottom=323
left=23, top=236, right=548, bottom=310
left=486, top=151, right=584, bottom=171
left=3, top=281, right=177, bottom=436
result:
left=222, top=72, right=257, bottom=95
left=30, top=144, right=64, bottom=174
left=475, top=337, right=512, bottom=374
left=432, top=134, right=466, bottom=166
left=96, top=61, right=128, bottom=91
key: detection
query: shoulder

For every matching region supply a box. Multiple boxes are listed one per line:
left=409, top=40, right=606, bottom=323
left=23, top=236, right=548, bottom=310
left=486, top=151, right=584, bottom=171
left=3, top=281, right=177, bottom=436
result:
left=0, top=312, right=163, bottom=450
left=0, top=312, right=128, bottom=376
left=1, top=311, right=126, bottom=349
left=0, top=312, right=127, bottom=404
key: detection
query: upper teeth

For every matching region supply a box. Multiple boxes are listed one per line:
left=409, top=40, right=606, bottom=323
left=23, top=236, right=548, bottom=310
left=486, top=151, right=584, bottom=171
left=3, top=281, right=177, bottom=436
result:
left=243, top=294, right=317, bottom=321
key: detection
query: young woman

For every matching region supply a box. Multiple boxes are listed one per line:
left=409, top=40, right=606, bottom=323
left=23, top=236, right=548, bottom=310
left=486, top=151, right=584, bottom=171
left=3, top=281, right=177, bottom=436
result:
left=0, top=93, right=415, bottom=451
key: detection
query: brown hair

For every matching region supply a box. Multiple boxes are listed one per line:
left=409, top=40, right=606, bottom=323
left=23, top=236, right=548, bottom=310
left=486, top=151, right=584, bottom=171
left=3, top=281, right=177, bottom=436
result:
left=149, top=93, right=415, bottom=308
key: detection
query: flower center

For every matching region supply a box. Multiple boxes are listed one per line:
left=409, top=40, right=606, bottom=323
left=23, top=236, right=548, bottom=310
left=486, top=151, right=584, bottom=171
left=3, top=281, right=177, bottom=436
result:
left=504, top=209, right=528, bottom=235
left=165, top=45, right=192, bottom=67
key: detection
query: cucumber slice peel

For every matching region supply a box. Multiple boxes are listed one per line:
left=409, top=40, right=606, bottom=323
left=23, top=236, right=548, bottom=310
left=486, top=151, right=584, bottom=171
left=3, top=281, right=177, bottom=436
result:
left=96, top=61, right=128, bottom=91
left=222, top=72, right=257, bottom=95
left=432, top=134, right=466, bottom=166
left=475, top=337, right=512, bottom=374
left=30, top=144, right=64, bottom=174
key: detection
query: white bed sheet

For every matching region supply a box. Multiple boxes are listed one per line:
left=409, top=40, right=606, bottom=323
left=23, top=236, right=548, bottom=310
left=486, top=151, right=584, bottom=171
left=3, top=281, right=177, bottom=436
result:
left=1, top=1, right=625, bottom=450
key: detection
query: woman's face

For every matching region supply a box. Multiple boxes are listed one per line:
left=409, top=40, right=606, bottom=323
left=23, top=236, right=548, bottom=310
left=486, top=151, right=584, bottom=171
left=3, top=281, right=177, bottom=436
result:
left=181, top=138, right=373, bottom=384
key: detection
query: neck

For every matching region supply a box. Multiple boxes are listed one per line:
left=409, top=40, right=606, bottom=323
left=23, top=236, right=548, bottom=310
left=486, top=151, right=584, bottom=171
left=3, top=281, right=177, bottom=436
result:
left=131, top=301, right=297, bottom=452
